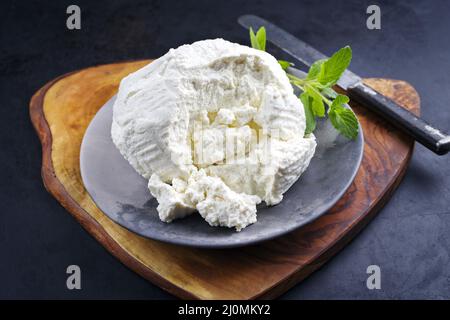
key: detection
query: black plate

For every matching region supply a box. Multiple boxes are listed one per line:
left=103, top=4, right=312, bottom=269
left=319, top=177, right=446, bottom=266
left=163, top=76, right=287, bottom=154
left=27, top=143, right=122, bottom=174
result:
left=80, top=73, right=363, bottom=248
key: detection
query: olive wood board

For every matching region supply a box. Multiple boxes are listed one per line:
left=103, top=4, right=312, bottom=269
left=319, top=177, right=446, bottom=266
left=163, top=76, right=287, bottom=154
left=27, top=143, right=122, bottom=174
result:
left=30, top=60, right=419, bottom=300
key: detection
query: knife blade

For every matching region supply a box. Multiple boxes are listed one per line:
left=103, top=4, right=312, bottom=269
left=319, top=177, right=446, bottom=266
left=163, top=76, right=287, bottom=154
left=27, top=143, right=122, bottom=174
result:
left=238, top=14, right=450, bottom=155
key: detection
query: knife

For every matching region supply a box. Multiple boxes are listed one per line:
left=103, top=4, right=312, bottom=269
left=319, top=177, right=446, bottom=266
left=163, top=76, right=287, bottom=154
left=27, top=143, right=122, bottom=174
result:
left=238, top=14, right=450, bottom=155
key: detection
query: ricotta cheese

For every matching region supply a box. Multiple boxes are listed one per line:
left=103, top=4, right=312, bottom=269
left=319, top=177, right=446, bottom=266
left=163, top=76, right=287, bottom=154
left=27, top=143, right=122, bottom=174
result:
left=112, top=38, right=316, bottom=231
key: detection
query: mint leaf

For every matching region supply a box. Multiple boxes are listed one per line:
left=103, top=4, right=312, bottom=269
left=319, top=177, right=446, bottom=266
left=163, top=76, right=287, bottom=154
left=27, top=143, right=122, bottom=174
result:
left=318, top=46, right=352, bottom=86
left=306, top=59, right=326, bottom=80
left=330, top=94, right=350, bottom=108
left=249, top=27, right=259, bottom=50
left=249, top=27, right=267, bottom=51
left=278, top=60, right=294, bottom=70
left=300, top=93, right=316, bottom=135
left=305, top=86, right=325, bottom=117
left=256, top=27, right=266, bottom=51
left=329, top=107, right=359, bottom=139
left=329, top=95, right=358, bottom=139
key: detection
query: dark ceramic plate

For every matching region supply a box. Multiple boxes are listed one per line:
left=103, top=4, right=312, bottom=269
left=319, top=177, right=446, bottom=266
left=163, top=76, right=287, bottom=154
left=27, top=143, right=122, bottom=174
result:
left=80, top=71, right=364, bottom=248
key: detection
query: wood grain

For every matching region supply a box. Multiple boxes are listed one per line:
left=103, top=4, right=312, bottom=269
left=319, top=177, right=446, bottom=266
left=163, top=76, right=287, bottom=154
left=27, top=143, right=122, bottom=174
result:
left=29, top=60, right=419, bottom=300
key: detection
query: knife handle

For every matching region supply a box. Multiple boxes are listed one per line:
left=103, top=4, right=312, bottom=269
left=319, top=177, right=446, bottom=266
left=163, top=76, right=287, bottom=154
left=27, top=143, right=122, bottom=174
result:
left=347, top=82, right=450, bottom=155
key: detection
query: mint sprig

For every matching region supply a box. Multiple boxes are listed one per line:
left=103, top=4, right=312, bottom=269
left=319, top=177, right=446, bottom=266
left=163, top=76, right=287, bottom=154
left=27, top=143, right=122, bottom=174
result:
left=249, top=27, right=266, bottom=51
left=329, top=95, right=359, bottom=140
left=278, top=60, right=294, bottom=70
left=248, top=27, right=359, bottom=140
left=317, top=46, right=352, bottom=86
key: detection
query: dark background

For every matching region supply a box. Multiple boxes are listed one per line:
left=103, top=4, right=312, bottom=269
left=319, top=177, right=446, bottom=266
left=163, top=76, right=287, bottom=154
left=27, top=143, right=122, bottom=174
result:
left=1, top=0, right=449, bottom=299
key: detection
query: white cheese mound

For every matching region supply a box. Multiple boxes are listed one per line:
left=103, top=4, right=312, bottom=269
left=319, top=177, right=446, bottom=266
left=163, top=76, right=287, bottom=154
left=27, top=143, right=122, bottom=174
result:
left=112, top=38, right=316, bottom=231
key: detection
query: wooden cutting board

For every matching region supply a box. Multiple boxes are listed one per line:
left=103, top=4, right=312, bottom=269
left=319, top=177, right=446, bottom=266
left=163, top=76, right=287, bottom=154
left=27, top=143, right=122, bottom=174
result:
left=29, top=60, right=419, bottom=300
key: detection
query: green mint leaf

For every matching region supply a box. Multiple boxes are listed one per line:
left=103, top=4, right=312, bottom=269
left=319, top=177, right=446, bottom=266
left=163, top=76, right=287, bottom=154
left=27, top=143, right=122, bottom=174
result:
left=306, top=59, right=326, bottom=80
left=249, top=27, right=266, bottom=51
left=329, top=95, right=358, bottom=139
left=329, top=107, right=359, bottom=139
left=330, top=94, right=350, bottom=108
left=305, top=86, right=325, bottom=117
left=312, top=97, right=325, bottom=117
left=278, top=60, right=294, bottom=70
left=249, top=27, right=259, bottom=50
left=300, top=93, right=316, bottom=135
left=256, top=27, right=266, bottom=51
left=318, top=46, right=352, bottom=86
